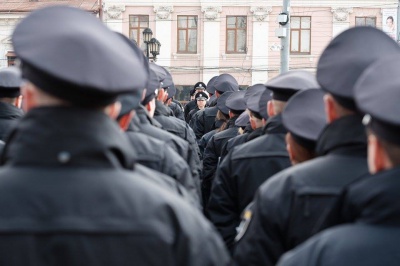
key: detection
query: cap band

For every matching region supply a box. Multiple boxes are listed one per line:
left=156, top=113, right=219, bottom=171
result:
left=22, top=62, right=117, bottom=107
left=369, top=117, right=400, bottom=146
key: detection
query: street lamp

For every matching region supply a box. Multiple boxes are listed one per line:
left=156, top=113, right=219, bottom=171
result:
left=143, top=27, right=161, bottom=61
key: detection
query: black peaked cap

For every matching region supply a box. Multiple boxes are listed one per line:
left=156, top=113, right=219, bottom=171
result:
left=282, top=89, right=326, bottom=149
left=266, top=70, right=319, bottom=101
left=244, top=84, right=266, bottom=101
left=162, top=67, right=174, bottom=89
left=195, top=91, right=208, bottom=100
left=355, top=55, right=400, bottom=145
left=142, top=67, right=160, bottom=105
left=258, top=89, right=273, bottom=120
left=214, top=74, right=239, bottom=93
left=13, top=6, right=148, bottom=107
left=206, top=76, right=219, bottom=94
left=194, top=81, right=206, bottom=90
left=317, top=26, right=400, bottom=110
left=247, top=89, right=265, bottom=114
left=226, top=90, right=246, bottom=112
left=217, top=91, right=233, bottom=115
left=235, top=111, right=250, bottom=127
left=0, top=67, right=22, bottom=97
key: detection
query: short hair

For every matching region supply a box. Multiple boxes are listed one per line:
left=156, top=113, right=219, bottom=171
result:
left=369, top=128, right=400, bottom=167
left=387, top=16, right=394, bottom=22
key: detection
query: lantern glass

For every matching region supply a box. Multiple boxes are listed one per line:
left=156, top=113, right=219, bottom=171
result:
left=143, top=28, right=153, bottom=43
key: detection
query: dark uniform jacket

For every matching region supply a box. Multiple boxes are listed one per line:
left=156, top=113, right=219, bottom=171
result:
left=154, top=102, right=201, bottom=173
left=0, top=107, right=230, bottom=266
left=277, top=167, right=400, bottom=266
left=233, top=115, right=369, bottom=266
left=202, top=117, right=239, bottom=206
left=132, top=106, right=201, bottom=195
left=187, top=106, right=199, bottom=125
left=184, top=99, right=197, bottom=121
left=220, top=127, right=263, bottom=162
left=169, top=100, right=185, bottom=121
left=192, top=106, right=218, bottom=140
left=198, top=129, right=217, bottom=159
left=207, top=114, right=291, bottom=252
left=125, top=131, right=200, bottom=206
left=0, top=102, right=24, bottom=141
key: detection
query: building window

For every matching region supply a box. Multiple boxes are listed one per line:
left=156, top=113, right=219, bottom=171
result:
left=226, top=16, right=247, bottom=53
left=129, top=15, right=149, bottom=49
left=355, top=17, right=376, bottom=27
left=177, top=15, right=198, bottom=53
left=6, top=51, right=16, bottom=66
left=290, top=16, right=311, bottom=54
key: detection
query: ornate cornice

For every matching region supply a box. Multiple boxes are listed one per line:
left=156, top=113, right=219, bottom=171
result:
left=154, top=6, right=173, bottom=20
left=104, top=4, right=125, bottom=20
left=250, top=6, right=272, bottom=22
left=331, top=7, right=353, bottom=22
left=202, top=6, right=222, bottom=21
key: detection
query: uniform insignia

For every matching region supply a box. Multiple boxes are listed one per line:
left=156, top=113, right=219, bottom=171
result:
left=235, top=203, right=254, bottom=242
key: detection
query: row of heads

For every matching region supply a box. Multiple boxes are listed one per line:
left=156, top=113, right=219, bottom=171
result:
left=4, top=5, right=400, bottom=146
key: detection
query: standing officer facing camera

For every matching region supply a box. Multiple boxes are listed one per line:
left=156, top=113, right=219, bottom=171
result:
left=0, top=6, right=229, bottom=266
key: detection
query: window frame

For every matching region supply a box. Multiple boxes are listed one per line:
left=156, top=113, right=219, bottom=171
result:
left=177, top=15, right=198, bottom=54
left=129, top=15, right=149, bottom=48
left=355, top=16, right=376, bottom=27
left=226, top=16, right=247, bottom=54
left=290, top=16, right=311, bottom=55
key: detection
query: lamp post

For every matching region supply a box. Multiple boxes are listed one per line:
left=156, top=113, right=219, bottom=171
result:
left=143, top=28, right=161, bottom=61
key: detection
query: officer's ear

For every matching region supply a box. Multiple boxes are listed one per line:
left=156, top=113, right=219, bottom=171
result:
left=324, top=94, right=338, bottom=123
left=105, top=101, right=121, bottom=120
left=15, top=95, right=23, bottom=109
left=118, top=110, right=135, bottom=132
left=21, top=83, right=36, bottom=112
left=368, top=133, right=387, bottom=174
left=267, top=100, right=275, bottom=117
left=285, top=132, right=296, bottom=165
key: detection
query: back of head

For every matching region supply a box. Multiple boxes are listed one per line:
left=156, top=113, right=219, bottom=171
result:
left=318, top=26, right=400, bottom=111
left=355, top=54, right=400, bottom=169
left=0, top=67, right=22, bottom=99
left=13, top=6, right=148, bottom=108
left=266, top=70, right=318, bottom=115
left=214, top=74, right=239, bottom=94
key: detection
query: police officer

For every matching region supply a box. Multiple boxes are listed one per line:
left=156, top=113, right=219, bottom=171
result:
left=233, top=27, right=398, bottom=266
left=165, top=84, right=185, bottom=121
left=187, top=91, right=208, bottom=125
left=0, top=67, right=24, bottom=141
left=184, top=81, right=207, bottom=120
left=220, top=84, right=269, bottom=161
left=131, top=67, right=202, bottom=199
left=117, top=92, right=200, bottom=207
left=278, top=44, right=400, bottom=266
left=208, top=71, right=316, bottom=253
left=0, top=6, right=229, bottom=265
left=202, top=90, right=246, bottom=207
left=193, top=74, right=239, bottom=140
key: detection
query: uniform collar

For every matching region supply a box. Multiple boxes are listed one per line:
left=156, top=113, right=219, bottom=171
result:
left=316, top=114, right=367, bottom=157
left=343, top=167, right=400, bottom=226
left=1, top=106, right=136, bottom=169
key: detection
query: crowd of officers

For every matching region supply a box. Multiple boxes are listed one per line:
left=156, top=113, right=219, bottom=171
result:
left=0, top=5, right=399, bottom=265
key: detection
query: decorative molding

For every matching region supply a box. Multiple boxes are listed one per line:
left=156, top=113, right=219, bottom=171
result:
left=154, top=6, right=173, bottom=20
left=202, top=6, right=222, bottom=21
left=104, top=4, right=125, bottom=20
left=0, top=18, right=21, bottom=26
left=250, top=6, right=272, bottom=22
left=331, top=7, right=353, bottom=22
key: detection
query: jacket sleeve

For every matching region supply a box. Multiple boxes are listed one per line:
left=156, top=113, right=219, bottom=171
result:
left=233, top=173, right=293, bottom=266
left=193, top=110, right=205, bottom=140
left=201, top=135, right=219, bottom=205
left=161, top=144, right=201, bottom=207
left=276, top=230, right=330, bottom=266
left=207, top=151, right=240, bottom=253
